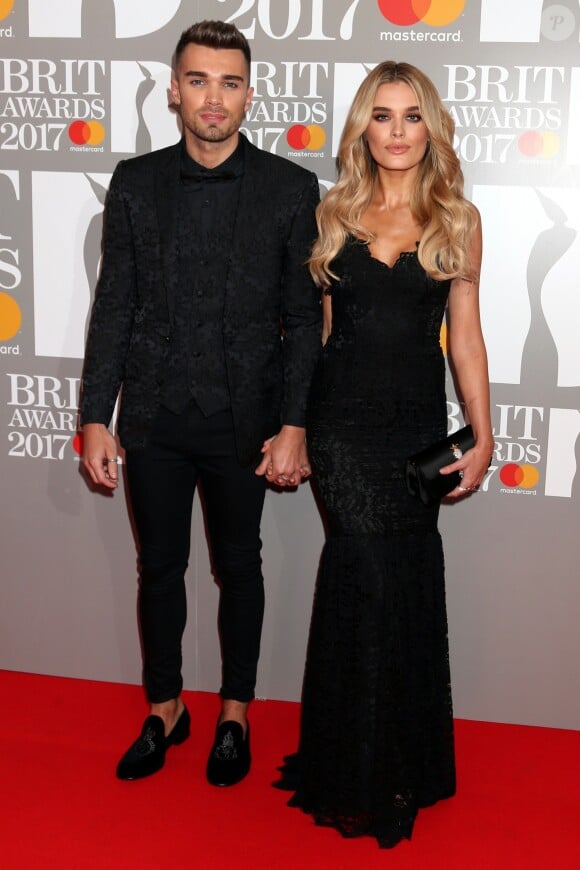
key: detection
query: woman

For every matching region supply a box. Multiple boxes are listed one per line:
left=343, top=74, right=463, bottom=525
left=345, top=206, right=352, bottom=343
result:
left=281, top=62, right=494, bottom=848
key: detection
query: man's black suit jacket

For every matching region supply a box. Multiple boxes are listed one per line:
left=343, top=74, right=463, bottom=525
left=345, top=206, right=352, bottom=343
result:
left=80, top=136, right=321, bottom=466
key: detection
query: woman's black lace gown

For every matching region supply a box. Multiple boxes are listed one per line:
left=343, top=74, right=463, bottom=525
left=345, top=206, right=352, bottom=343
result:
left=281, top=239, right=456, bottom=848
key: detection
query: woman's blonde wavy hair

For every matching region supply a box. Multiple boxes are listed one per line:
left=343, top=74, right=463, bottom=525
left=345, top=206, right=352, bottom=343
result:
left=309, top=61, right=478, bottom=287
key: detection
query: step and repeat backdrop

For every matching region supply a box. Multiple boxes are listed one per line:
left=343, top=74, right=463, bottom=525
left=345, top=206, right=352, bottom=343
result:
left=1, top=1, right=578, bottom=728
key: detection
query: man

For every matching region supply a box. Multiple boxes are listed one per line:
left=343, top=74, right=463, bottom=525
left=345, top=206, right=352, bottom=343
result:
left=81, top=20, right=320, bottom=786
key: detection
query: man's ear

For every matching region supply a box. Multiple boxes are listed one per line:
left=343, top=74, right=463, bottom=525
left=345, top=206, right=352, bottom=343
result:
left=170, top=78, right=181, bottom=106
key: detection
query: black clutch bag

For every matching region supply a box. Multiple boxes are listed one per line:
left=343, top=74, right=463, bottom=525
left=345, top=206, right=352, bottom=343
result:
left=405, top=425, right=474, bottom=505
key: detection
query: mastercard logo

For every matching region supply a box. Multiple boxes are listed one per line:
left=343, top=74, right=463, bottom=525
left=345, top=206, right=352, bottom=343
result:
left=499, top=463, right=540, bottom=489
left=518, top=130, right=560, bottom=158
left=68, top=120, right=106, bottom=146
left=0, top=1, right=15, bottom=22
left=377, top=0, right=466, bottom=27
left=0, top=292, right=22, bottom=341
left=286, top=124, right=326, bottom=151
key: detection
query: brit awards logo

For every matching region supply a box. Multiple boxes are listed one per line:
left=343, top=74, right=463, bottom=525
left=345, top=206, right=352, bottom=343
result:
left=0, top=57, right=106, bottom=153
left=243, top=61, right=328, bottom=158
left=6, top=372, right=81, bottom=462
left=443, top=63, right=566, bottom=167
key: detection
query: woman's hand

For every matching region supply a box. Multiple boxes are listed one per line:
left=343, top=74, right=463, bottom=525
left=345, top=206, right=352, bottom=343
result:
left=440, top=439, right=494, bottom=498
left=255, top=427, right=312, bottom=486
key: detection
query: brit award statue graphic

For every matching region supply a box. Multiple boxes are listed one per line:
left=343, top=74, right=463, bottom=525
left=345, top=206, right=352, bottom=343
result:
left=135, top=63, right=156, bottom=155
left=520, top=190, right=576, bottom=390
left=519, top=189, right=579, bottom=498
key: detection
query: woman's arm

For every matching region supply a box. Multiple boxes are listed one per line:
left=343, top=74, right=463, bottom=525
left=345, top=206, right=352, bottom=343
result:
left=443, top=210, right=494, bottom=496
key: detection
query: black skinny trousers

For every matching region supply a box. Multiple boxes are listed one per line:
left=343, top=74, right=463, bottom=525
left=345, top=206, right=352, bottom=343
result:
left=125, top=403, right=266, bottom=704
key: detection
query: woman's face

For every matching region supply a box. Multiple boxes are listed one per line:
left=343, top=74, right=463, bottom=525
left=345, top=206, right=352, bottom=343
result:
left=364, top=81, right=429, bottom=174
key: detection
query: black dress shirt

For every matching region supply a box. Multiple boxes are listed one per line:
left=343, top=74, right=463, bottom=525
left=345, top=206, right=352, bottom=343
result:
left=162, top=138, right=245, bottom=416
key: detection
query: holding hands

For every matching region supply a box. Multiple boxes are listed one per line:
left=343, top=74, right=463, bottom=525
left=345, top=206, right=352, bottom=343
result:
left=255, top=425, right=311, bottom=487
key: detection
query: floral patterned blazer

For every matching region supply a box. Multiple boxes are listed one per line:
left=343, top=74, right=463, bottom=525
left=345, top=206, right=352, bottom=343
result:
left=80, top=135, right=321, bottom=466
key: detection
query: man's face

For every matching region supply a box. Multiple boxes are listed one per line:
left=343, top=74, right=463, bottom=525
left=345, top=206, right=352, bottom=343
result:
left=171, top=43, right=253, bottom=146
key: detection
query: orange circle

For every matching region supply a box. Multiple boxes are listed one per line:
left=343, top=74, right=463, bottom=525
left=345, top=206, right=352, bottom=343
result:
left=0, top=1, right=15, bottom=22
left=306, top=125, right=326, bottom=150
left=539, top=131, right=559, bottom=158
left=519, top=464, right=540, bottom=489
left=0, top=291, right=21, bottom=340
left=421, top=0, right=466, bottom=26
left=439, top=322, right=448, bottom=356
left=86, top=120, right=105, bottom=145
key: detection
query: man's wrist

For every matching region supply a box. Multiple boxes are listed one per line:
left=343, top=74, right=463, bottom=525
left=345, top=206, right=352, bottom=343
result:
left=82, top=422, right=108, bottom=432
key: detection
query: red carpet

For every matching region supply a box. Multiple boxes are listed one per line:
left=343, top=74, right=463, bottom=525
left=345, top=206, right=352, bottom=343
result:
left=1, top=670, right=578, bottom=869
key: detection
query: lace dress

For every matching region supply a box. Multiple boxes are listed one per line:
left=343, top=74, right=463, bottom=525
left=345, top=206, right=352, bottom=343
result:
left=279, top=238, right=456, bottom=848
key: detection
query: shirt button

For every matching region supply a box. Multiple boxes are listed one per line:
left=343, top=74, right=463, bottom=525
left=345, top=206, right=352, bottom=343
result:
left=196, top=290, right=203, bottom=297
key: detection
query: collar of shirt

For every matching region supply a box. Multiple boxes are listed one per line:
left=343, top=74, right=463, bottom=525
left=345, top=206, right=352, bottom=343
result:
left=180, top=136, right=245, bottom=186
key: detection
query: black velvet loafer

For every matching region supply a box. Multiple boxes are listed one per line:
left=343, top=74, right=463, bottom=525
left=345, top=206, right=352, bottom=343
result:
left=206, top=720, right=251, bottom=787
left=116, top=705, right=191, bottom=780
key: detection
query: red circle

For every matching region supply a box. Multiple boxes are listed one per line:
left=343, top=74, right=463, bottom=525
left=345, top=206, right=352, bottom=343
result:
left=287, top=125, right=308, bottom=150
left=72, top=433, right=83, bottom=456
left=518, top=131, right=542, bottom=157
left=69, top=121, right=90, bottom=145
left=377, top=0, right=426, bottom=26
left=499, top=464, right=524, bottom=487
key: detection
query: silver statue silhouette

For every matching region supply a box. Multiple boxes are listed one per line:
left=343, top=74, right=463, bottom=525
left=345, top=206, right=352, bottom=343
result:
left=520, top=189, right=576, bottom=390
left=135, top=63, right=156, bottom=154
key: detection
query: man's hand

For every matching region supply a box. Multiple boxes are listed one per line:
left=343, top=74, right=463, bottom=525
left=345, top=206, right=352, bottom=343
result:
left=255, top=425, right=311, bottom=486
left=82, top=423, right=120, bottom=489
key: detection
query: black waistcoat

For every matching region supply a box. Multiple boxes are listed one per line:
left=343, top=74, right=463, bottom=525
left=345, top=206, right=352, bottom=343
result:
left=162, top=139, right=244, bottom=416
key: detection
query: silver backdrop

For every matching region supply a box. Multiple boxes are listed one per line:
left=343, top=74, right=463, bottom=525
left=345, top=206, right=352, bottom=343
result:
left=0, top=0, right=579, bottom=729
